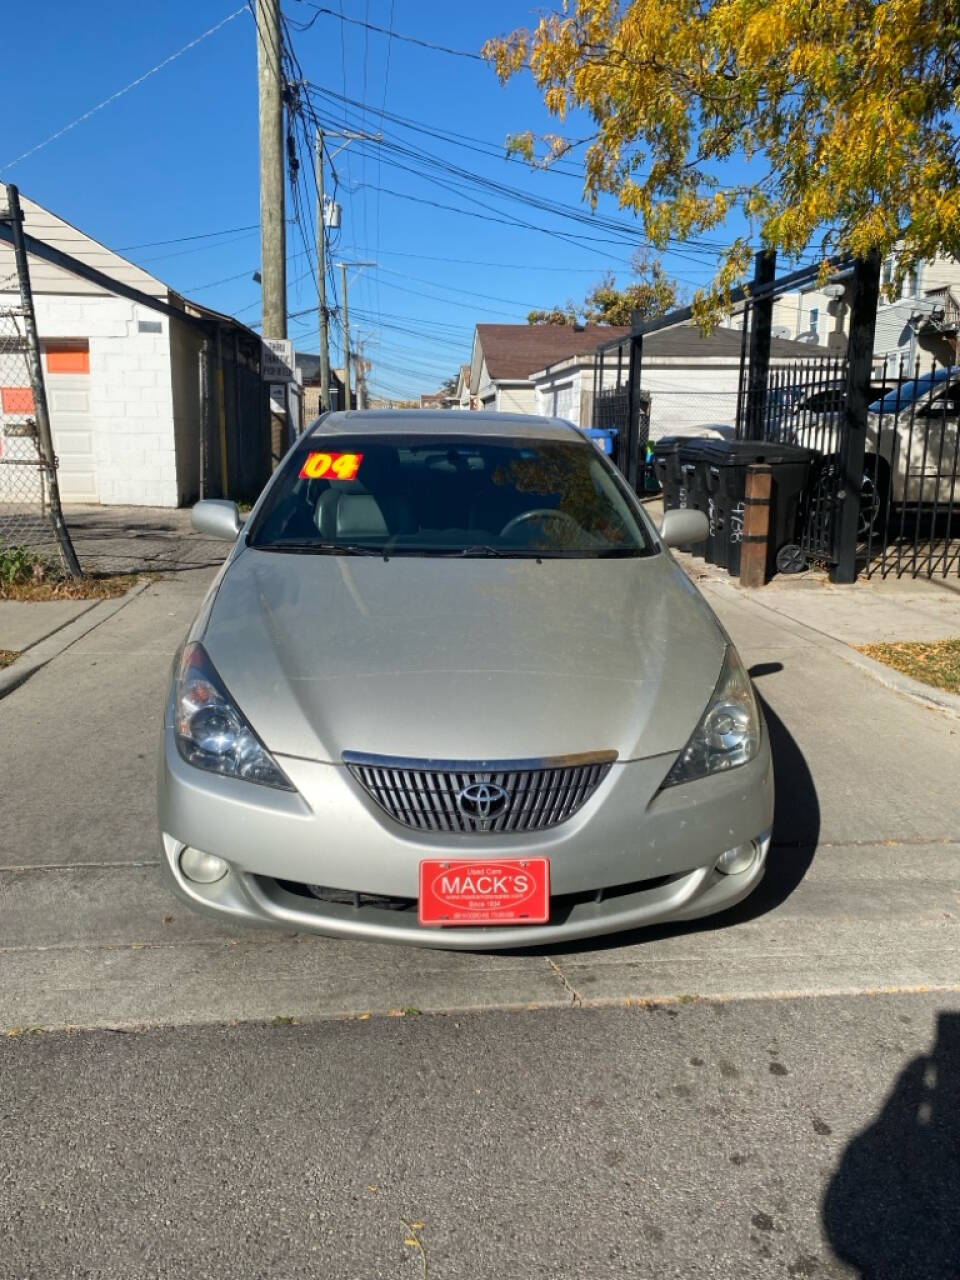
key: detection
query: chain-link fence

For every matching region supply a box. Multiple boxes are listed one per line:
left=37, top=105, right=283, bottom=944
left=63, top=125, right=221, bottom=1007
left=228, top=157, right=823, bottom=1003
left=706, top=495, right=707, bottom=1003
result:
left=0, top=304, right=61, bottom=564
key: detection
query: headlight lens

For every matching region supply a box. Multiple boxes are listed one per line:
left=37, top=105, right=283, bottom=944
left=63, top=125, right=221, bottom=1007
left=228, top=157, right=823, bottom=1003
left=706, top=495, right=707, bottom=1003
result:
left=661, top=645, right=760, bottom=788
left=174, top=642, right=293, bottom=790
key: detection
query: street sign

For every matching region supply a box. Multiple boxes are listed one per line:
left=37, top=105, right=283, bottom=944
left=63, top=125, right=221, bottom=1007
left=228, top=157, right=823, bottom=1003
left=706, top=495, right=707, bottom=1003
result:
left=269, top=383, right=288, bottom=414
left=262, top=338, right=295, bottom=382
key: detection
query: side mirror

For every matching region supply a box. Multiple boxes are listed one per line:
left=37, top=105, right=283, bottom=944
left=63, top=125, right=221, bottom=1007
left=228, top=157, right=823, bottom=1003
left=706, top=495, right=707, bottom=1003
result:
left=192, top=499, right=244, bottom=541
left=660, top=507, right=709, bottom=548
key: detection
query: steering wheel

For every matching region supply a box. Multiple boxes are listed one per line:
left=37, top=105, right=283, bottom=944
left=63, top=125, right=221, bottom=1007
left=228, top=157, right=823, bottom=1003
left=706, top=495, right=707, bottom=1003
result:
left=499, top=508, right=583, bottom=539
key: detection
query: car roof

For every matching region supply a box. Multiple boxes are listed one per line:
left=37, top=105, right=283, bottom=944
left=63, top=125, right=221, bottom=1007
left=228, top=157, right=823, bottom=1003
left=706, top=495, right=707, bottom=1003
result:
left=308, top=409, right=583, bottom=441
left=869, top=365, right=960, bottom=413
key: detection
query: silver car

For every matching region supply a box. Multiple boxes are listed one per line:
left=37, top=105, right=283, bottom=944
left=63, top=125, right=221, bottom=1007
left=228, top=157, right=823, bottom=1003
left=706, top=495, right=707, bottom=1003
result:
left=159, top=411, right=773, bottom=948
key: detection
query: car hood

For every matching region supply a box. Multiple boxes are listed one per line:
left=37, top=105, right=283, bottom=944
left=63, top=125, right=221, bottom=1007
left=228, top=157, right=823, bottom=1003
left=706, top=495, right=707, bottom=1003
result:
left=198, top=547, right=726, bottom=764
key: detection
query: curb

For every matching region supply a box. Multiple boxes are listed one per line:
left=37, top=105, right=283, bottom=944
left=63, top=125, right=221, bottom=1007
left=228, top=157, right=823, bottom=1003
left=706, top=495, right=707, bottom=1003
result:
left=0, top=579, right=151, bottom=701
left=701, top=577, right=960, bottom=720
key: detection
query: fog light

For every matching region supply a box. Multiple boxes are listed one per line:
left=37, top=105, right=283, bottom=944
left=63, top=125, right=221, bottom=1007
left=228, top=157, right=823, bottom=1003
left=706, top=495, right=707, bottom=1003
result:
left=715, top=842, right=756, bottom=876
left=179, top=847, right=228, bottom=884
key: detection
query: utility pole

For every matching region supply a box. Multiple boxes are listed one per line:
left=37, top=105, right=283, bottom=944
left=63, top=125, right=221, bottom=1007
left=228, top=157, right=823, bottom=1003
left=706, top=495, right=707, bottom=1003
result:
left=355, top=339, right=369, bottom=410
left=340, top=260, right=351, bottom=411
left=256, top=0, right=287, bottom=462
left=337, top=260, right=376, bottom=413
left=315, top=130, right=331, bottom=412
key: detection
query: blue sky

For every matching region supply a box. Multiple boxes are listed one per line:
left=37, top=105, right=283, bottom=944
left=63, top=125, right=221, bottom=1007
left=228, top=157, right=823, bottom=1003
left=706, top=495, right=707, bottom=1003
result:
left=1, top=1, right=751, bottom=401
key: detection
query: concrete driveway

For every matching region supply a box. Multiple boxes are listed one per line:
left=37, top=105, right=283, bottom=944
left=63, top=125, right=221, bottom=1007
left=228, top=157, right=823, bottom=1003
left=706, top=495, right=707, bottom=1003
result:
left=1, top=560, right=959, bottom=1030
left=4, top=555, right=960, bottom=1280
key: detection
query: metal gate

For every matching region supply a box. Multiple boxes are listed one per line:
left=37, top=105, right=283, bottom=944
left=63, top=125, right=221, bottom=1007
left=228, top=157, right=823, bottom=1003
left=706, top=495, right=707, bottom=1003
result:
left=752, top=354, right=853, bottom=571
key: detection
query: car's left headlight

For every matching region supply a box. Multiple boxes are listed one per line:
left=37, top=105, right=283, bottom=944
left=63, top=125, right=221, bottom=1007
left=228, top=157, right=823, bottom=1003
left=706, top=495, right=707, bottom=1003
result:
left=174, top=642, right=294, bottom=790
left=661, top=644, right=761, bottom=788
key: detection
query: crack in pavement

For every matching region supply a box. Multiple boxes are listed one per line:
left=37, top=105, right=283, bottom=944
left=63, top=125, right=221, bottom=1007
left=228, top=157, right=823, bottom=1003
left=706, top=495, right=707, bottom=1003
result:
left=546, top=957, right=582, bottom=1006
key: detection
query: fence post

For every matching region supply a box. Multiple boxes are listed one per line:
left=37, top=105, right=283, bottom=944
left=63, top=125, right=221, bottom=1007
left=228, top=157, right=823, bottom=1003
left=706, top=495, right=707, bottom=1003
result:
left=743, top=250, right=777, bottom=440
left=198, top=337, right=213, bottom=501
left=625, top=317, right=645, bottom=490
left=740, top=464, right=773, bottom=588
left=4, top=185, right=81, bottom=577
left=831, top=250, right=882, bottom=584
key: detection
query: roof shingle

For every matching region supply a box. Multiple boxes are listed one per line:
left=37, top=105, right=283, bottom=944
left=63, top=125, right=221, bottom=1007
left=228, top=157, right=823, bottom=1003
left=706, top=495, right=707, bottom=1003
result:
left=476, top=324, right=630, bottom=381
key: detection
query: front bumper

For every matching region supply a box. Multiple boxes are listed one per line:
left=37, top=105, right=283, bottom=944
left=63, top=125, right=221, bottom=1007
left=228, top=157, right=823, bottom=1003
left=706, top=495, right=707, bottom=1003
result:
left=158, top=728, right=774, bottom=950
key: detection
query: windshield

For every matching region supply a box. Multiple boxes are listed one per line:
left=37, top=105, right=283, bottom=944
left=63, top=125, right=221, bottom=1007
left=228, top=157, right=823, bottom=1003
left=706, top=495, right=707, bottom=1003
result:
left=247, top=432, right=654, bottom=558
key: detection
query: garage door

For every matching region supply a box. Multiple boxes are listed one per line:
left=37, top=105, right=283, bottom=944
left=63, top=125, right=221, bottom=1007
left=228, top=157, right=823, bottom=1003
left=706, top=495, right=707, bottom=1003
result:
left=44, top=342, right=97, bottom=503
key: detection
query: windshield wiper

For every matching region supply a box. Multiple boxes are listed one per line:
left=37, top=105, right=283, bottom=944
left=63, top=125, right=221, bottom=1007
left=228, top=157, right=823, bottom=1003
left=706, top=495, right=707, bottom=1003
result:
left=254, top=539, right=386, bottom=557
left=453, top=544, right=516, bottom=558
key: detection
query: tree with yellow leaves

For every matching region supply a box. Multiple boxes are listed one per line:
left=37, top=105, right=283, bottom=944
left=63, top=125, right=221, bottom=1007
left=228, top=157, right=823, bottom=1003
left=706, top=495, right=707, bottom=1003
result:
left=485, top=0, right=960, bottom=317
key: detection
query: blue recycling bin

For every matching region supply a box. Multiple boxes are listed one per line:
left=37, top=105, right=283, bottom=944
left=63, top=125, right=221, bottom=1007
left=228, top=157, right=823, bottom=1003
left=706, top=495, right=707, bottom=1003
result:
left=582, top=427, right=618, bottom=457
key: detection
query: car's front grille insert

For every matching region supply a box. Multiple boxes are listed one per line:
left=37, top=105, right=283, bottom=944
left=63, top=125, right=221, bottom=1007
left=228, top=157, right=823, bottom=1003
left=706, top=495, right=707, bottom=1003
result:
left=342, top=750, right=617, bottom=834
left=269, top=870, right=689, bottom=918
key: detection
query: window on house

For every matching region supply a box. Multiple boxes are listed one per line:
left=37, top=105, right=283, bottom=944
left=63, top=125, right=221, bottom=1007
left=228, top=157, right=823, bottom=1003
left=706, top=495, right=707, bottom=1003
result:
left=809, top=307, right=820, bottom=336
left=882, top=258, right=895, bottom=287
left=902, top=269, right=918, bottom=299
left=44, top=340, right=90, bottom=374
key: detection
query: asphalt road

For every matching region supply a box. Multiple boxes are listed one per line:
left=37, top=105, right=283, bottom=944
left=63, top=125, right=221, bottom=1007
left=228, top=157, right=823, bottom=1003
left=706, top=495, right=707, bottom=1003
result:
left=3, top=990, right=960, bottom=1279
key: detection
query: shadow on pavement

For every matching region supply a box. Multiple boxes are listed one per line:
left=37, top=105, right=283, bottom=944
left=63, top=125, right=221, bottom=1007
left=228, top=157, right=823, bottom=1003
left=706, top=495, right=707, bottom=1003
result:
left=530, top=666, right=819, bottom=956
left=823, top=1011, right=960, bottom=1279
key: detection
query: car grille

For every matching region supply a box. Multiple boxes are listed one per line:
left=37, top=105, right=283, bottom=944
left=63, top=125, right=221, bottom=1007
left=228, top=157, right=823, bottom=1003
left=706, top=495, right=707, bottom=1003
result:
left=343, top=751, right=617, bottom=834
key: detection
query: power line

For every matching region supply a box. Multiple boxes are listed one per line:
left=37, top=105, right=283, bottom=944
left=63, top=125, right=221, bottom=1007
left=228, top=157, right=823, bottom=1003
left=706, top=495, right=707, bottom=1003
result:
left=304, top=80, right=588, bottom=180
left=350, top=247, right=631, bottom=273
left=288, top=2, right=484, bottom=60
left=133, top=228, right=263, bottom=265
left=117, top=223, right=261, bottom=250
left=1, top=7, right=248, bottom=170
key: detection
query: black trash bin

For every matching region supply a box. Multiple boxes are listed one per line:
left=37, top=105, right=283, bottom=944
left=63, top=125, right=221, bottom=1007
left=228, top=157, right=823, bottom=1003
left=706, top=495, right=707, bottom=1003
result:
left=695, top=440, right=813, bottom=576
left=650, top=437, right=685, bottom=510
left=676, top=439, right=716, bottom=560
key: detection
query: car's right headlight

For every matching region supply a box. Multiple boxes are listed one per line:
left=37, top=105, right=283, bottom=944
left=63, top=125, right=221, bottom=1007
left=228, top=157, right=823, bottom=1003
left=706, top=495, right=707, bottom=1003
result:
left=661, top=645, right=761, bottom=788
left=174, top=642, right=293, bottom=790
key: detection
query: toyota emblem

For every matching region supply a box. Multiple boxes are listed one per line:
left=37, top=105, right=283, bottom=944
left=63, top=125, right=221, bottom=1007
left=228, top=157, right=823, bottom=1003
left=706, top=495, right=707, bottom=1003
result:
left=457, top=781, right=509, bottom=822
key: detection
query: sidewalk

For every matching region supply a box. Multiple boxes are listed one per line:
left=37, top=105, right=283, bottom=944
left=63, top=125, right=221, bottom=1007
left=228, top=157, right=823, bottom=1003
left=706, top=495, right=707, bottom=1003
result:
left=666, top=545, right=960, bottom=717
left=0, top=599, right=97, bottom=652
left=676, top=550, right=960, bottom=645
left=0, top=506, right=230, bottom=685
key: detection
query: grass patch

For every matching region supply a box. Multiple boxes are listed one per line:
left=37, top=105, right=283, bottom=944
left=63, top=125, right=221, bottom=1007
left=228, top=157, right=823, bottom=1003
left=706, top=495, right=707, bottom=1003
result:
left=0, top=650, right=18, bottom=669
left=0, top=574, right=138, bottom=602
left=0, top=541, right=138, bottom=601
left=857, top=638, right=960, bottom=695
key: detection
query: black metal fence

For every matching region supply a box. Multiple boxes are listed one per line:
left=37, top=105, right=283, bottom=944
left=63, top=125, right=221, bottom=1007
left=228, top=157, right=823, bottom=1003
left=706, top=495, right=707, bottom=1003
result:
left=591, top=334, right=650, bottom=487
left=592, top=249, right=960, bottom=580
left=856, top=357, right=960, bottom=578
left=751, top=352, right=960, bottom=578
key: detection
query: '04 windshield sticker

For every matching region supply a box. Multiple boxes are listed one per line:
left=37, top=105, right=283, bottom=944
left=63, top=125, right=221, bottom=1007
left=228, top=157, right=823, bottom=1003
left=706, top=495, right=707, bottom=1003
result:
left=299, top=451, right=364, bottom=481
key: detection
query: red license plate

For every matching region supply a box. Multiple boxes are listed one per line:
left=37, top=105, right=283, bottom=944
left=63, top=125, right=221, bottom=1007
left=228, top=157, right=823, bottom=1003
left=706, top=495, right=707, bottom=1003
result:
left=418, top=859, right=550, bottom=927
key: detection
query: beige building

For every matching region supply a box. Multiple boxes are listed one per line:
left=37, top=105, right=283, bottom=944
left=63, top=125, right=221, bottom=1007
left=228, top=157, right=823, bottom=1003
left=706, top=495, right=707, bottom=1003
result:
left=468, top=324, right=630, bottom=413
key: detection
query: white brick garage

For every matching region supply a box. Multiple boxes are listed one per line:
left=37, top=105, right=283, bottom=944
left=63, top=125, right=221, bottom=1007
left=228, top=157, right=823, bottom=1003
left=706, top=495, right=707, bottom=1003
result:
left=35, top=297, right=185, bottom=506
left=0, top=194, right=267, bottom=509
